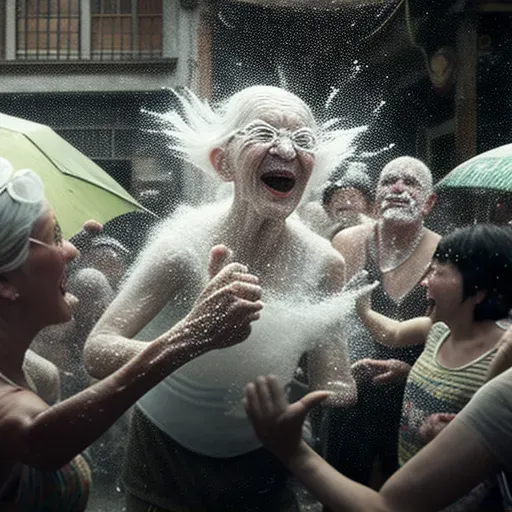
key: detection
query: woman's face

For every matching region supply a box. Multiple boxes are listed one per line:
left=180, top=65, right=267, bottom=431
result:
left=14, top=209, right=78, bottom=327
left=226, top=99, right=316, bottom=218
left=422, top=260, right=464, bottom=321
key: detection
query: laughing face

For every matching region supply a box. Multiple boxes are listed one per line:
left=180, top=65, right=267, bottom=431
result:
left=18, top=210, right=78, bottom=326
left=422, top=261, right=464, bottom=322
left=221, top=97, right=317, bottom=218
left=376, top=158, right=434, bottom=224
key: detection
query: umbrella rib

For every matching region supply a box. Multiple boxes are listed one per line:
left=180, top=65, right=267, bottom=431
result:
left=17, top=132, right=146, bottom=210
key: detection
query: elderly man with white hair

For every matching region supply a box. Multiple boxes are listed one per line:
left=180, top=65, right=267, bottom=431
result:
left=84, top=85, right=364, bottom=512
left=325, top=156, right=441, bottom=489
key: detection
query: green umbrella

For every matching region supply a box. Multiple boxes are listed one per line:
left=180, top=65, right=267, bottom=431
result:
left=436, top=143, right=512, bottom=193
left=0, top=112, right=146, bottom=238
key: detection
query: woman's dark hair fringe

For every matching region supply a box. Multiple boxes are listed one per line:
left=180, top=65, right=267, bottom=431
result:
left=434, top=224, right=512, bottom=321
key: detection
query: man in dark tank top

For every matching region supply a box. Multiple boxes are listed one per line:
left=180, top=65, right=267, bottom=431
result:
left=326, top=156, right=441, bottom=488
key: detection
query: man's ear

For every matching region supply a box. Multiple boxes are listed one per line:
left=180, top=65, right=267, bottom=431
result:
left=209, top=148, right=232, bottom=182
left=423, top=192, right=438, bottom=216
left=0, top=278, right=19, bottom=302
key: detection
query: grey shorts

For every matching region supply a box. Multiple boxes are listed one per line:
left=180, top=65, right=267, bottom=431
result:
left=123, top=406, right=299, bottom=512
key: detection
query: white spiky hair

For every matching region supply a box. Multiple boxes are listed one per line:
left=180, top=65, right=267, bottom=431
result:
left=155, top=85, right=366, bottom=192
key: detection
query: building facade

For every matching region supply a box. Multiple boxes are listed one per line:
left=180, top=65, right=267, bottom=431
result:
left=0, top=0, right=209, bottom=215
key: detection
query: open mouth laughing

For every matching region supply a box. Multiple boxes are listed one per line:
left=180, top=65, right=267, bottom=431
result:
left=260, top=171, right=296, bottom=198
left=426, top=297, right=436, bottom=316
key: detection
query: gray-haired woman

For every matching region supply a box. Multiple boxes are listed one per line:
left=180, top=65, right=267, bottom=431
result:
left=84, top=85, right=361, bottom=511
left=0, top=157, right=261, bottom=511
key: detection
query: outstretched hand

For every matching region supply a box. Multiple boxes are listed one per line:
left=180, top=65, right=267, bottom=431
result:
left=183, top=245, right=263, bottom=351
left=351, top=358, right=411, bottom=386
left=419, top=413, right=456, bottom=443
left=244, top=375, right=330, bottom=463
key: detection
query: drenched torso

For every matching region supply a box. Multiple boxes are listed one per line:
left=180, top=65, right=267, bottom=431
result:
left=132, top=201, right=347, bottom=457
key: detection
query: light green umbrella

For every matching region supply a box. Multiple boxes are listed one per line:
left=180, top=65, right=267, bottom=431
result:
left=0, top=112, right=146, bottom=238
left=436, top=143, right=512, bottom=193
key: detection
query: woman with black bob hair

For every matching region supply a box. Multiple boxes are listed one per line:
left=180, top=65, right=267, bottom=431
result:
left=244, top=224, right=512, bottom=512
left=433, top=223, right=512, bottom=322
left=0, top=158, right=262, bottom=511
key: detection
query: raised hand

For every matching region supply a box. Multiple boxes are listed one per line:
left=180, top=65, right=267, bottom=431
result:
left=182, top=245, right=263, bottom=351
left=82, top=219, right=103, bottom=233
left=244, top=375, right=330, bottom=462
left=351, top=358, right=411, bottom=385
left=419, top=412, right=456, bottom=443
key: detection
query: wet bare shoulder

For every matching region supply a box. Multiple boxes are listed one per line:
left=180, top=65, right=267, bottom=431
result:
left=288, top=219, right=345, bottom=293
left=332, top=222, right=374, bottom=279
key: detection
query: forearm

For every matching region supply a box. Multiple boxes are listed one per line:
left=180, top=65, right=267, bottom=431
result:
left=308, top=344, right=357, bottom=406
left=24, top=322, right=208, bottom=469
left=359, top=309, right=400, bottom=346
left=487, top=334, right=512, bottom=381
left=84, top=332, right=150, bottom=379
left=286, top=442, right=390, bottom=512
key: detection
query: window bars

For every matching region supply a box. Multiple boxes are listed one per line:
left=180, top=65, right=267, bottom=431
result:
left=91, top=0, right=162, bottom=60
left=15, top=0, right=162, bottom=61
left=16, top=0, right=80, bottom=60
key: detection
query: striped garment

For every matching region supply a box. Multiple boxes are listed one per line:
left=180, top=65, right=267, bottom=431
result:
left=15, top=455, right=91, bottom=512
left=399, top=322, right=498, bottom=466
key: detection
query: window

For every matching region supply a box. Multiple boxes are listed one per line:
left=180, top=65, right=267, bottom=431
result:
left=16, top=0, right=80, bottom=60
left=13, top=0, right=163, bottom=61
left=91, top=0, right=162, bottom=60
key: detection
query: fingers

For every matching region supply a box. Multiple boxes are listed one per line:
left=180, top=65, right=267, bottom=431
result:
left=208, top=244, right=233, bottom=278
left=245, top=376, right=287, bottom=419
left=227, top=281, right=262, bottom=302
left=299, top=390, right=331, bottom=411
left=243, top=382, right=260, bottom=419
left=267, top=375, right=289, bottom=411
left=199, top=265, right=260, bottom=311
left=435, top=413, right=456, bottom=422
left=373, top=371, right=393, bottom=384
left=256, top=376, right=276, bottom=416
left=83, top=219, right=103, bottom=233
left=344, top=269, right=369, bottom=290
left=204, top=262, right=255, bottom=297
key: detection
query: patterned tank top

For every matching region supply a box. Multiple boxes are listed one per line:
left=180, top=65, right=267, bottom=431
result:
left=399, top=322, right=499, bottom=466
left=0, top=370, right=91, bottom=511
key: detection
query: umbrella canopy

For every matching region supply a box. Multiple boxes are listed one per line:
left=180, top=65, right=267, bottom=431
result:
left=0, top=112, right=146, bottom=238
left=436, top=143, right=512, bottom=193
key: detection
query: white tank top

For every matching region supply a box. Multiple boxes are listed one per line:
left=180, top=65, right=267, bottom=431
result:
left=137, top=294, right=344, bottom=457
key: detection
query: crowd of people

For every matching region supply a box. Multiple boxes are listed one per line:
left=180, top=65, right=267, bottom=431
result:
left=0, top=85, right=510, bottom=512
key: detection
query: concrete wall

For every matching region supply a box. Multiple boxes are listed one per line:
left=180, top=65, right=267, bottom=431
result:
left=0, top=0, right=201, bottom=93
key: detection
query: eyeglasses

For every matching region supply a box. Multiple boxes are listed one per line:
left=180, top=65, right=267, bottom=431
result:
left=29, top=237, right=63, bottom=252
left=29, top=217, right=65, bottom=252
left=0, top=157, right=44, bottom=204
left=234, top=120, right=318, bottom=153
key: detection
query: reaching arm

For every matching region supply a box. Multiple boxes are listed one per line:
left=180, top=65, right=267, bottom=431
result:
left=487, top=326, right=512, bottom=381
left=244, top=376, right=500, bottom=512
left=0, top=324, right=213, bottom=470
left=0, top=246, right=263, bottom=471
left=359, top=308, right=431, bottom=347
left=84, top=247, right=194, bottom=378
